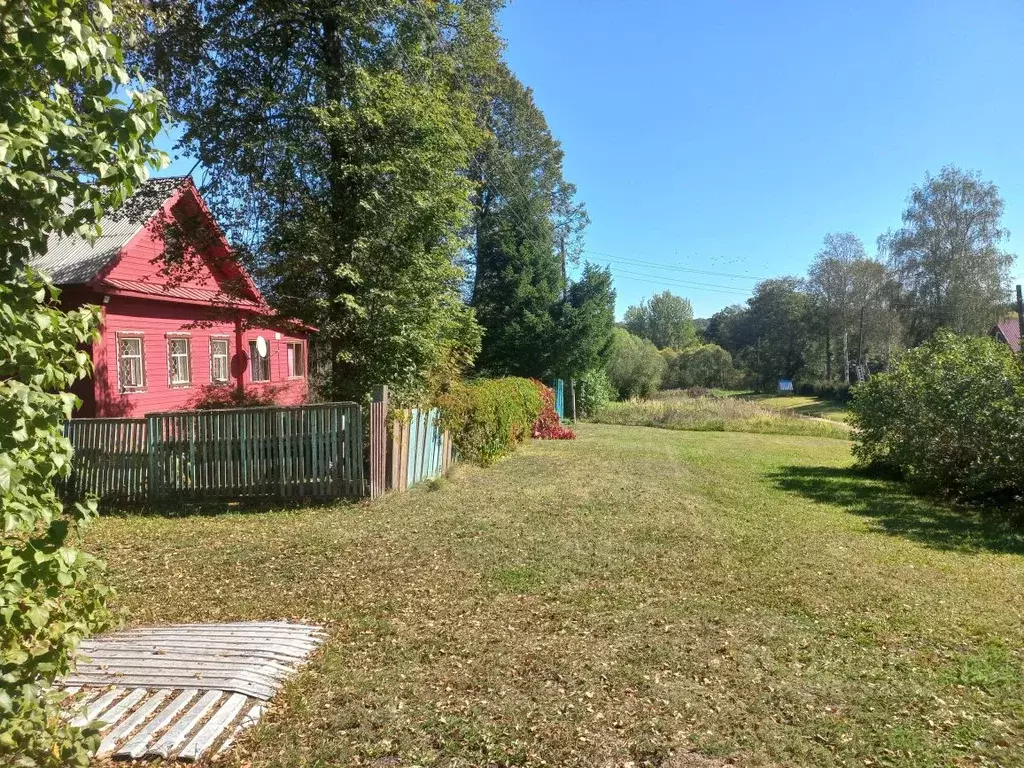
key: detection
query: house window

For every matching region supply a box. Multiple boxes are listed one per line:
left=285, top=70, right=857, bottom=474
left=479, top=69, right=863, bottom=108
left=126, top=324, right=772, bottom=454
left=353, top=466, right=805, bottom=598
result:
left=210, top=338, right=230, bottom=384
left=167, top=337, right=191, bottom=386
left=286, top=342, right=305, bottom=378
left=117, top=335, right=145, bottom=391
left=249, top=340, right=271, bottom=382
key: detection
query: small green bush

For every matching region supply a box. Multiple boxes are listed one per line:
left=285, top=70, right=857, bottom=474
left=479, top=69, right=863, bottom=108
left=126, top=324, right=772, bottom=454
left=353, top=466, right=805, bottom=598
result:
left=851, top=331, right=1024, bottom=501
left=662, top=344, right=734, bottom=389
left=435, top=377, right=543, bottom=466
left=575, top=368, right=614, bottom=418
left=187, top=384, right=284, bottom=410
left=605, top=328, right=665, bottom=400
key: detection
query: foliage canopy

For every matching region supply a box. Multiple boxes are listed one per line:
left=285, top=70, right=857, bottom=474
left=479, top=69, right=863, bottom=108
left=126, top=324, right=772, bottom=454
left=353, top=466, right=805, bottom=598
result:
left=0, top=0, right=165, bottom=763
left=141, top=1, right=502, bottom=404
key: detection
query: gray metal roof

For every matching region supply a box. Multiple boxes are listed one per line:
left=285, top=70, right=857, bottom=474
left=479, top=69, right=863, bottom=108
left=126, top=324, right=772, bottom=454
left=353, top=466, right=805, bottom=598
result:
left=29, top=177, right=188, bottom=285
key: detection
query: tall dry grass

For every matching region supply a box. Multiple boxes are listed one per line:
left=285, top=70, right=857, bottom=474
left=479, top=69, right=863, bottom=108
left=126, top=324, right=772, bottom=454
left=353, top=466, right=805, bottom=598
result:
left=592, top=392, right=851, bottom=439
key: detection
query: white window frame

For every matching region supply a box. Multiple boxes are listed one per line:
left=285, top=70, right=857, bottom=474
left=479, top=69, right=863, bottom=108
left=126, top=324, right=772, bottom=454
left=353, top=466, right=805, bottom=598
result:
left=167, top=335, right=192, bottom=387
left=249, top=339, right=271, bottom=383
left=210, top=337, right=231, bottom=384
left=116, top=333, right=146, bottom=392
left=286, top=341, right=305, bottom=379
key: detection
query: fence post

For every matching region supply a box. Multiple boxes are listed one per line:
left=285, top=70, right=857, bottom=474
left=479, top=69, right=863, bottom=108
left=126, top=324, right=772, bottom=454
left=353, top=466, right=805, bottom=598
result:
left=275, top=408, right=286, bottom=499
left=370, top=386, right=389, bottom=499
left=146, top=414, right=158, bottom=504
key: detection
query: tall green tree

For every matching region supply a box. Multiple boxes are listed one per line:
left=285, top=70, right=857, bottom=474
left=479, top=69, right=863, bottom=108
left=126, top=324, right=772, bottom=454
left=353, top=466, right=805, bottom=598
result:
left=736, top=278, right=815, bottom=389
left=704, top=304, right=751, bottom=354
left=605, top=328, right=666, bottom=399
left=623, top=290, right=698, bottom=350
left=552, top=264, right=616, bottom=378
left=1, top=1, right=165, bottom=763
left=881, top=166, right=1014, bottom=344
left=469, top=64, right=588, bottom=377
left=806, top=233, right=864, bottom=382
left=141, top=1, right=502, bottom=403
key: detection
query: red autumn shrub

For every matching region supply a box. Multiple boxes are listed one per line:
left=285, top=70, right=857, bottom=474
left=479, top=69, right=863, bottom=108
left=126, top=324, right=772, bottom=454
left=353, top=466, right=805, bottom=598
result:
left=530, top=380, right=576, bottom=440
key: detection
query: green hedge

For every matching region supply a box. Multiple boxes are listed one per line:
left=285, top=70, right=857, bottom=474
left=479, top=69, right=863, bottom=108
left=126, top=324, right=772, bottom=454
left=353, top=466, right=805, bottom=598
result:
left=851, top=331, right=1024, bottom=502
left=435, top=377, right=543, bottom=466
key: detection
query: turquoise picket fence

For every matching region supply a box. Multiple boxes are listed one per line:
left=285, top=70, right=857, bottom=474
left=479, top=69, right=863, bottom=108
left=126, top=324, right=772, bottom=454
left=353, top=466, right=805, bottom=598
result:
left=388, top=408, right=454, bottom=492
left=552, top=379, right=565, bottom=420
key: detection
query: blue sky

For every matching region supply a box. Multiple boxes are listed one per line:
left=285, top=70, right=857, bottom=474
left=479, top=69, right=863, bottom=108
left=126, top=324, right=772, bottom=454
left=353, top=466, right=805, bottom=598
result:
left=499, top=0, right=1024, bottom=317
left=158, top=0, right=1024, bottom=319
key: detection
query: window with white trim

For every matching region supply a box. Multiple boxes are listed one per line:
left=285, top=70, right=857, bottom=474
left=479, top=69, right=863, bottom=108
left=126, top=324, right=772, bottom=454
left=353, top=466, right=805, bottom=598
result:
left=286, top=342, right=305, bottom=378
left=167, top=337, right=192, bottom=386
left=249, top=340, right=271, bottom=382
left=117, top=335, right=145, bottom=391
left=210, top=338, right=230, bottom=384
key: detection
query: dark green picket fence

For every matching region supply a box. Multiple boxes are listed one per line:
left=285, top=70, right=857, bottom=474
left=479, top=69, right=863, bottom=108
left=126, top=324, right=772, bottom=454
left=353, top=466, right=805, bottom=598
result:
left=65, top=403, right=364, bottom=505
left=65, top=418, right=149, bottom=504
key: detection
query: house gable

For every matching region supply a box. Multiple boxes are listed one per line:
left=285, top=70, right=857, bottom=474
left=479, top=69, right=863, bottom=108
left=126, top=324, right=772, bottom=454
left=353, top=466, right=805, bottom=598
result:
left=99, top=182, right=264, bottom=308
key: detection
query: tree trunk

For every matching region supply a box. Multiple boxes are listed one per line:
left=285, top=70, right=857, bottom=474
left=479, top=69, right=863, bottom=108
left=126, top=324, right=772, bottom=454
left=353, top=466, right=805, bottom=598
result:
left=842, top=329, right=850, bottom=385
left=825, top=326, right=832, bottom=382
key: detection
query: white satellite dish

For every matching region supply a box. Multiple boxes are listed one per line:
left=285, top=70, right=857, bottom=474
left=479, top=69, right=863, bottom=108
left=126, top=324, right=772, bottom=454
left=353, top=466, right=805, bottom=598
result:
left=255, top=335, right=269, bottom=358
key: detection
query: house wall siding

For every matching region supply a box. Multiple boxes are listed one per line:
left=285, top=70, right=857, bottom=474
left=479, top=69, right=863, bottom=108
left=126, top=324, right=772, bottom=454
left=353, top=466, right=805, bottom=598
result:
left=96, top=295, right=308, bottom=417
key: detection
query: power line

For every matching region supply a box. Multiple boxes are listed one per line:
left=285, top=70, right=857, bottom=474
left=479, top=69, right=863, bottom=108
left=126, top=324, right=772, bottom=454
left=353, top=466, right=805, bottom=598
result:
left=584, top=250, right=770, bottom=282
left=609, top=269, right=753, bottom=297
left=611, top=268, right=752, bottom=294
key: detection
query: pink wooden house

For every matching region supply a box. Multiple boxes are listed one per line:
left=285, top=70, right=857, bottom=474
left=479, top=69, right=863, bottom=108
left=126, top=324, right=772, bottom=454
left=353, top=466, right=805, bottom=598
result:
left=31, top=177, right=311, bottom=417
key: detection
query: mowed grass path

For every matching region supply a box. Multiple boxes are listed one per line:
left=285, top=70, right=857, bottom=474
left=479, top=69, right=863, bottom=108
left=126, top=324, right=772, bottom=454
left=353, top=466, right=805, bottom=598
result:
left=86, top=425, right=1024, bottom=767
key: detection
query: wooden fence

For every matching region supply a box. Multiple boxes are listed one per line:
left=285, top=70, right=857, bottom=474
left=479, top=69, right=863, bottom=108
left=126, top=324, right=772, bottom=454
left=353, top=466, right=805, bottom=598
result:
left=65, top=403, right=364, bottom=505
left=65, top=418, right=149, bottom=504
left=367, top=388, right=455, bottom=498
left=552, top=378, right=565, bottom=420
left=388, top=408, right=454, bottom=493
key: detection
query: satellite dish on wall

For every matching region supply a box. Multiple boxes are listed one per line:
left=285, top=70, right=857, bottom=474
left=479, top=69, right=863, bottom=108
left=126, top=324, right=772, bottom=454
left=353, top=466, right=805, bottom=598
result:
left=255, top=335, right=269, bottom=358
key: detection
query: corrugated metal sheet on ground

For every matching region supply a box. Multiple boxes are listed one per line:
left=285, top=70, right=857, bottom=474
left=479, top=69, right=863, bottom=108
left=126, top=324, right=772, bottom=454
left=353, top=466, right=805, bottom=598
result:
left=59, top=621, right=324, bottom=763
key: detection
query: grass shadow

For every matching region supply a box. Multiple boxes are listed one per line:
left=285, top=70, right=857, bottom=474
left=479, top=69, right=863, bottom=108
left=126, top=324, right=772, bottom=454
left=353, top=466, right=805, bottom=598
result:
left=768, top=464, right=1024, bottom=556
left=93, top=496, right=354, bottom=519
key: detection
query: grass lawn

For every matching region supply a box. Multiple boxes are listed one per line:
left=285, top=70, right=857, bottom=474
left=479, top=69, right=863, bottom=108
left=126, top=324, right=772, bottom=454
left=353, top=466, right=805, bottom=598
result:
left=594, top=392, right=850, bottom=439
left=735, top=393, right=852, bottom=424
left=85, top=425, right=1024, bottom=767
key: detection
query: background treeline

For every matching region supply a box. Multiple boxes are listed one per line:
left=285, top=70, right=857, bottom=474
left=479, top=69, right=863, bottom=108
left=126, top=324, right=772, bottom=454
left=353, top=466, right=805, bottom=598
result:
left=609, top=166, right=1016, bottom=399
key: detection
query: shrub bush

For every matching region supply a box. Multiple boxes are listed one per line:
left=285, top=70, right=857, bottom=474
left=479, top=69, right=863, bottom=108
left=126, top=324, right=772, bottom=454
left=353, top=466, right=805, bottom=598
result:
left=851, top=331, right=1024, bottom=501
left=531, top=380, right=576, bottom=440
left=605, top=328, right=666, bottom=400
left=575, top=368, right=614, bottom=418
left=662, top=344, right=734, bottom=389
left=187, top=384, right=283, bottom=410
left=435, top=377, right=543, bottom=466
